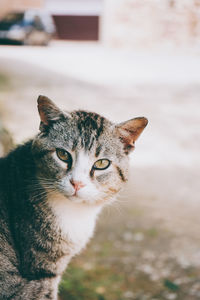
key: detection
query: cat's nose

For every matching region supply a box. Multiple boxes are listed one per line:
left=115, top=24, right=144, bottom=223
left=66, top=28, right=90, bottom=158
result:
left=70, top=180, right=85, bottom=192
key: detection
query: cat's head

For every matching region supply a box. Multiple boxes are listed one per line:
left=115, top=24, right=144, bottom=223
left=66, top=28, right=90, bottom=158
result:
left=32, top=96, right=148, bottom=206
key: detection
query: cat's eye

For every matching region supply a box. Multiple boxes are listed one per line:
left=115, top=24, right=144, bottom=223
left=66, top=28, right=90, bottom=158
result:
left=56, top=149, right=72, bottom=168
left=93, top=159, right=111, bottom=170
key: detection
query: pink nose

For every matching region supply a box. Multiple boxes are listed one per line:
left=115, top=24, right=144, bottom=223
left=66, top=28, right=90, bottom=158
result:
left=70, top=180, right=85, bottom=192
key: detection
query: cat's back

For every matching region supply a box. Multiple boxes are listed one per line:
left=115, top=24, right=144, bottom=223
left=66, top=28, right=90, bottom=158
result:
left=0, top=153, right=20, bottom=273
left=0, top=155, right=7, bottom=204
left=0, top=155, right=12, bottom=232
left=0, top=154, right=11, bottom=204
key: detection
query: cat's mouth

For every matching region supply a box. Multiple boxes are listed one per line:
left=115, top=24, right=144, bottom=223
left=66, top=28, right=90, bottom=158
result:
left=62, top=188, right=83, bottom=200
left=53, top=181, right=117, bottom=206
left=67, top=192, right=103, bottom=206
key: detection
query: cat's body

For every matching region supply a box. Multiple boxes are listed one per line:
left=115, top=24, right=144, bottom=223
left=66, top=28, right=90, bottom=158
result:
left=0, top=96, right=147, bottom=299
left=0, top=142, right=100, bottom=299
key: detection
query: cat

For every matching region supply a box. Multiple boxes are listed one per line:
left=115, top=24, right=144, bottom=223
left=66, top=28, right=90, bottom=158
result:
left=0, top=95, right=148, bottom=300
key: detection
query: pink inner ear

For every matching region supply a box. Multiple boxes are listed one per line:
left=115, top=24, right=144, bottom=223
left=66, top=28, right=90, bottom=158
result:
left=39, top=110, right=49, bottom=125
left=116, top=117, right=148, bottom=153
left=37, top=95, right=62, bottom=126
left=118, top=131, right=136, bottom=153
left=117, top=127, right=135, bottom=145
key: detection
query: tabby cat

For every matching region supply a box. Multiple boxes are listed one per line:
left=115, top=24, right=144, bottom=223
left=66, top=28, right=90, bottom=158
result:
left=0, top=96, right=148, bottom=299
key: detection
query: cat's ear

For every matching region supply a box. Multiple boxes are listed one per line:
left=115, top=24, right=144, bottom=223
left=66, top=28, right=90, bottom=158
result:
left=37, top=95, right=65, bottom=131
left=115, top=117, right=148, bottom=154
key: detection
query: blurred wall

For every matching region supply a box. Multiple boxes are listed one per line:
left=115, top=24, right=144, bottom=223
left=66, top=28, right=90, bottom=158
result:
left=45, top=0, right=102, bottom=15
left=102, top=0, right=200, bottom=49
left=0, top=0, right=44, bottom=18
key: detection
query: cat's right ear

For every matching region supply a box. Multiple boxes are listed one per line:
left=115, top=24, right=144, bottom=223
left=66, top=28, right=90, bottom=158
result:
left=115, top=117, right=148, bottom=154
left=37, top=95, right=65, bottom=131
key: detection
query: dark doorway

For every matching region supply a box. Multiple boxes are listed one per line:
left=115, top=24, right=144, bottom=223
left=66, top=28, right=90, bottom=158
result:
left=53, top=15, right=99, bottom=40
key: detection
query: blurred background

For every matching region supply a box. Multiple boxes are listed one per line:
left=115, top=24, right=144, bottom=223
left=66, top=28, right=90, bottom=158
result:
left=0, top=1, right=200, bottom=299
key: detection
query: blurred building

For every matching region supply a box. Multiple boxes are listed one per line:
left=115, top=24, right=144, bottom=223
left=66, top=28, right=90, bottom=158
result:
left=103, top=0, right=200, bottom=49
left=1, top=0, right=199, bottom=47
left=0, top=0, right=44, bottom=18
left=0, top=0, right=103, bottom=41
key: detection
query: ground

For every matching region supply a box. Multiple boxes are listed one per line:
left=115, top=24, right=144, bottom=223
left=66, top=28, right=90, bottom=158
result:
left=0, top=42, right=200, bottom=300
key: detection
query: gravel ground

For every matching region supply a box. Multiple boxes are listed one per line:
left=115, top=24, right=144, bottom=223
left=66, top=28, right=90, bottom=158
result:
left=0, top=43, right=200, bottom=299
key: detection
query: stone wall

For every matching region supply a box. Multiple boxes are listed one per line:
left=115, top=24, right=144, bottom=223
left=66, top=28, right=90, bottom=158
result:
left=102, top=0, right=200, bottom=49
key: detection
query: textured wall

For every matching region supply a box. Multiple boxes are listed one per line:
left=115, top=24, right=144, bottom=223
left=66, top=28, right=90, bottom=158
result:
left=0, top=0, right=44, bottom=18
left=102, top=0, right=200, bottom=49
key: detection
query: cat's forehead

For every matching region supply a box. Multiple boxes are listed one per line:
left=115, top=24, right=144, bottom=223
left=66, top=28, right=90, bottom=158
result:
left=47, top=110, right=122, bottom=156
left=70, top=110, right=111, bottom=133
left=68, top=110, right=114, bottom=151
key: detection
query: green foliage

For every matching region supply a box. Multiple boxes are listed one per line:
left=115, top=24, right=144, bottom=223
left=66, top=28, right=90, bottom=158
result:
left=164, top=279, right=180, bottom=292
left=0, top=73, right=10, bottom=90
left=59, top=264, right=124, bottom=300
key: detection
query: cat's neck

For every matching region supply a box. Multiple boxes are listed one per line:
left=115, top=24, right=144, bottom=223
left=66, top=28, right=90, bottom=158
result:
left=47, top=192, right=102, bottom=254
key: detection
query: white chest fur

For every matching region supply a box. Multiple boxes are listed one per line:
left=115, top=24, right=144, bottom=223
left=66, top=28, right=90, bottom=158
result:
left=48, top=193, right=102, bottom=254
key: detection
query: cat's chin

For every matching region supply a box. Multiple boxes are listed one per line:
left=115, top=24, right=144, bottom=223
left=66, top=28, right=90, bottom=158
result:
left=67, top=195, right=101, bottom=206
left=67, top=194, right=117, bottom=207
left=67, top=195, right=85, bottom=204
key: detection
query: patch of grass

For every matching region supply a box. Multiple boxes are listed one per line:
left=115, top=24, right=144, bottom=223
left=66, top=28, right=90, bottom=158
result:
left=59, top=264, right=124, bottom=300
left=146, top=228, right=159, bottom=238
left=164, top=279, right=179, bottom=291
left=98, top=241, right=113, bottom=257
left=0, top=73, right=10, bottom=90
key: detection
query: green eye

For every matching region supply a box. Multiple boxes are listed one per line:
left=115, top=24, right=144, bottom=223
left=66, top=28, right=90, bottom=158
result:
left=93, top=159, right=111, bottom=170
left=56, top=149, right=72, bottom=169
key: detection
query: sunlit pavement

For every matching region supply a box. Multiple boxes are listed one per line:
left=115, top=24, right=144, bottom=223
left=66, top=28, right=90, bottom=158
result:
left=0, top=41, right=200, bottom=86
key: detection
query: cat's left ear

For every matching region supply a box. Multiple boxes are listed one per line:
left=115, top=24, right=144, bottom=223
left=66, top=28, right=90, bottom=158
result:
left=115, top=117, right=148, bottom=154
left=37, top=95, right=65, bottom=131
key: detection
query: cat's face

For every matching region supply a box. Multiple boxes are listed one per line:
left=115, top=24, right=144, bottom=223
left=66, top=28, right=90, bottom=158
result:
left=32, top=96, right=148, bottom=206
